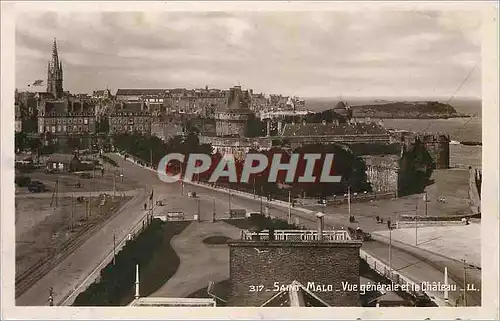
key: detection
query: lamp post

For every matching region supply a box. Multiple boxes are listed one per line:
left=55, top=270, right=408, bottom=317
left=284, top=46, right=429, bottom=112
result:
left=415, top=203, right=418, bottom=246
left=253, top=176, right=256, bottom=199
left=212, top=198, right=216, bottom=222
left=288, top=190, right=292, bottom=224
left=389, top=220, right=392, bottom=278
left=462, top=259, right=468, bottom=307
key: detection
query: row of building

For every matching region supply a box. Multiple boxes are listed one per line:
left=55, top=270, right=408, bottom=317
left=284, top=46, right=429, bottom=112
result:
left=15, top=38, right=451, bottom=197
left=15, top=39, right=305, bottom=141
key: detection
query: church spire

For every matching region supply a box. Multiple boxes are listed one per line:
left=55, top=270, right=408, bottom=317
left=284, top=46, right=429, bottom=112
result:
left=47, top=37, right=63, bottom=99
left=51, top=38, right=59, bottom=69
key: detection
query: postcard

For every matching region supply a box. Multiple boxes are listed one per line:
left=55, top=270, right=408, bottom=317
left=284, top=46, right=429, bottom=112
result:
left=1, top=1, right=498, bottom=320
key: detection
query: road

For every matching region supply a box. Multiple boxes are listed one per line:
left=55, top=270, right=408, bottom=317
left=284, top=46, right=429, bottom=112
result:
left=108, top=154, right=481, bottom=306
left=15, top=190, right=138, bottom=199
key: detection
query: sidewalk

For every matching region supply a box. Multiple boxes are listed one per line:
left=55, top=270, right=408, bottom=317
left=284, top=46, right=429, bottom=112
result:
left=373, top=224, right=481, bottom=269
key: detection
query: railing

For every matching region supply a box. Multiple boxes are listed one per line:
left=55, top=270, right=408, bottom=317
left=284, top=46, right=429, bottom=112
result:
left=240, top=229, right=352, bottom=242
left=359, top=249, right=446, bottom=307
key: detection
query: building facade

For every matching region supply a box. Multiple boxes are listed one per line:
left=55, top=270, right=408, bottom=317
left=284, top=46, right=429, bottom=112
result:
left=38, top=111, right=97, bottom=137
left=109, top=110, right=152, bottom=135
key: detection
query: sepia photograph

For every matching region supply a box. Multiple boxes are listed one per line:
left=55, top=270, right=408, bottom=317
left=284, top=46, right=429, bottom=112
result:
left=1, top=1, right=498, bottom=320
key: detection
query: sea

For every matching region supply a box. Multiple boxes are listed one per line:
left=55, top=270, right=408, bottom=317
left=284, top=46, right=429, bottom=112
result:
left=304, top=97, right=482, bottom=168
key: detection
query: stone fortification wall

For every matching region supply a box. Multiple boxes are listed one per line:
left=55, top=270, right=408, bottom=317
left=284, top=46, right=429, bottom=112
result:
left=361, top=154, right=400, bottom=194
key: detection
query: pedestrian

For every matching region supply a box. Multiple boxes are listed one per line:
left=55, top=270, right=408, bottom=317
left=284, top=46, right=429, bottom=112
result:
left=376, top=215, right=380, bottom=223
left=387, top=219, right=391, bottom=230
left=144, top=203, right=147, bottom=210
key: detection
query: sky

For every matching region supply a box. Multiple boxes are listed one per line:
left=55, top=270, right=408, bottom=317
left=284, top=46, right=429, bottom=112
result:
left=15, top=10, right=482, bottom=99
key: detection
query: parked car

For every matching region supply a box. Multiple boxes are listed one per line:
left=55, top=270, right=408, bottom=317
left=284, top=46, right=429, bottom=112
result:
left=28, top=184, right=48, bottom=193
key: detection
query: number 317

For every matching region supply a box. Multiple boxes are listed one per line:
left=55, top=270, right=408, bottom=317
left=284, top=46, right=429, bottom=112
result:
left=249, top=285, right=265, bottom=292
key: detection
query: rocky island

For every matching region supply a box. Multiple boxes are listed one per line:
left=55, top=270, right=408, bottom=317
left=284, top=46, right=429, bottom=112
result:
left=350, top=101, right=469, bottom=119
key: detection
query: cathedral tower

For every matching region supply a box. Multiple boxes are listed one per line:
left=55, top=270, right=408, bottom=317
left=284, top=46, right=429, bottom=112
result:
left=47, top=38, right=63, bottom=99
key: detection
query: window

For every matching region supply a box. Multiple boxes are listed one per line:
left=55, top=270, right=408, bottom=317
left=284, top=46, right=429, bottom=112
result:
left=63, top=125, right=67, bottom=132
left=39, top=125, right=43, bottom=133
left=78, top=126, right=82, bottom=132
left=84, top=118, right=88, bottom=125
left=68, top=119, right=72, bottom=124
left=78, top=118, right=83, bottom=124
left=57, top=125, right=61, bottom=132
left=62, top=118, right=67, bottom=124
left=46, top=126, right=50, bottom=132
left=51, top=126, right=56, bottom=133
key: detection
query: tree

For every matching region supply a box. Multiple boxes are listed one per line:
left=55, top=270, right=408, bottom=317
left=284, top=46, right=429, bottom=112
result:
left=15, top=132, right=28, bottom=152
left=247, top=117, right=265, bottom=137
left=398, top=139, right=435, bottom=196
left=68, top=136, right=82, bottom=150
left=97, top=117, right=110, bottom=133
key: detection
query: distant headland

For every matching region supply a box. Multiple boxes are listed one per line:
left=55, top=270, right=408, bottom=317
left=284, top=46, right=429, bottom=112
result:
left=349, top=101, right=470, bottom=119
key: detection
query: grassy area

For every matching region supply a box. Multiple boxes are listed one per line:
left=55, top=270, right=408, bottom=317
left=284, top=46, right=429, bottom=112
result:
left=120, top=221, right=191, bottom=305
left=202, top=236, right=231, bottom=245
left=73, top=220, right=190, bottom=306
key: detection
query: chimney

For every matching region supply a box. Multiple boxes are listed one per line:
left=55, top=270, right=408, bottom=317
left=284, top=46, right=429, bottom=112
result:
left=316, top=212, right=325, bottom=241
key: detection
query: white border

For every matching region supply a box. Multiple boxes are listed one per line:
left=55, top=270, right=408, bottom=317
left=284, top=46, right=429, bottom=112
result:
left=1, top=1, right=498, bottom=320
